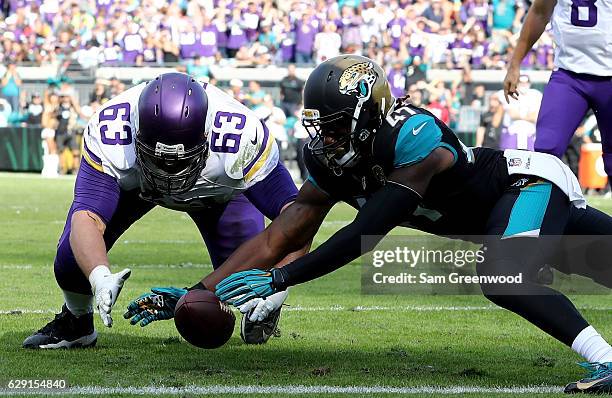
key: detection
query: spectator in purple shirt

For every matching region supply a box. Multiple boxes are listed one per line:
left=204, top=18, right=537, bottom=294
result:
left=121, top=23, right=144, bottom=65
left=198, top=14, right=219, bottom=59
left=338, top=6, right=362, bottom=51
left=213, top=5, right=230, bottom=58
left=534, top=37, right=553, bottom=70
left=141, top=36, right=159, bottom=65
left=461, top=0, right=491, bottom=34
left=386, top=10, right=406, bottom=51
left=227, top=7, right=248, bottom=58
left=242, top=2, right=261, bottom=42
left=447, top=31, right=473, bottom=69
left=294, top=13, right=318, bottom=65
left=278, top=16, right=295, bottom=63
left=470, top=27, right=491, bottom=69
left=387, top=60, right=407, bottom=98
left=178, top=23, right=198, bottom=60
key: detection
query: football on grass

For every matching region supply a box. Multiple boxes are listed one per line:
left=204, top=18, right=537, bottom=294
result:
left=174, top=289, right=235, bottom=349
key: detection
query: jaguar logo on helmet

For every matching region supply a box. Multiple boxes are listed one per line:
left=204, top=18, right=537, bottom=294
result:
left=338, top=62, right=378, bottom=100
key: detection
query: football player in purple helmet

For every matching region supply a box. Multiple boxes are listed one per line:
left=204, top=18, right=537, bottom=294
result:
left=23, top=72, right=303, bottom=349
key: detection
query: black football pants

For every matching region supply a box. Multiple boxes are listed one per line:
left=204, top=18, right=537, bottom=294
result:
left=478, top=176, right=612, bottom=346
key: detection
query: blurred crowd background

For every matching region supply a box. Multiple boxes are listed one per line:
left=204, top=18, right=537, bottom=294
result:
left=0, top=0, right=549, bottom=69
left=0, top=0, right=605, bottom=192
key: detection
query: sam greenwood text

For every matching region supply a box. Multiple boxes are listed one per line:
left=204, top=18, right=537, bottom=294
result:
left=372, top=273, right=523, bottom=285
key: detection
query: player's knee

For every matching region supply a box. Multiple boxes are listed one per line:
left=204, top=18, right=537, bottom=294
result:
left=601, top=153, right=612, bottom=177
left=476, top=258, right=523, bottom=302
left=53, top=234, right=92, bottom=295
left=533, top=138, right=565, bottom=158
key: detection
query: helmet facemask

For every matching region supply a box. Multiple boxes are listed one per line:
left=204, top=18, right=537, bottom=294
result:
left=303, top=102, right=375, bottom=176
left=135, top=134, right=209, bottom=195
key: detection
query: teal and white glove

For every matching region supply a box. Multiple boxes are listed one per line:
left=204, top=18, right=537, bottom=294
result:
left=216, top=269, right=285, bottom=306
left=123, top=287, right=187, bottom=327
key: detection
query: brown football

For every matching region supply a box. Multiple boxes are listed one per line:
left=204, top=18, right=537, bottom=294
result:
left=174, top=289, right=235, bottom=349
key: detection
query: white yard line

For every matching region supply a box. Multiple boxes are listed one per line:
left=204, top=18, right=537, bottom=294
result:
left=0, top=263, right=213, bottom=269
left=0, top=172, right=75, bottom=180
left=0, top=384, right=563, bottom=395
left=3, top=304, right=612, bottom=315
left=284, top=305, right=500, bottom=312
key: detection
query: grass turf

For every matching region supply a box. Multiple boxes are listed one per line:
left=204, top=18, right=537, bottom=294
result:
left=1, top=172, right=612, bottom=397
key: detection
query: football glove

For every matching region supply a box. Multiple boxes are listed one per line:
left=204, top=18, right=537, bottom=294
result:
left=237, top=290, right=289, bottom=322
left=88, top=266, right=131, bottom=328
left=123, top=287, right=187, bottom=327
left=216, top=269, right=288, bottom=307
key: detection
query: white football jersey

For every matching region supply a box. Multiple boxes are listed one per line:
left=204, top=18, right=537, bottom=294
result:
left=551, top=0, right=612, bottom=76
left=82, top=80, right=279, bottom=211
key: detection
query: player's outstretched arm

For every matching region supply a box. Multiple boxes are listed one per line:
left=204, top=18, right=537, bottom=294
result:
left=67, top=155, right=131, bottom=327
left=122, top=184, right=329, bottom=327
left=216, top=148, right=454, bottom=305
left=503, top=0, right=556, bottom=103
left=202, top=181, right=335, bottom=290
left=71, top=210, right=131, bottom=327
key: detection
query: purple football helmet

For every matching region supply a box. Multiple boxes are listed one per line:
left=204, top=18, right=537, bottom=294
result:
left=136, top=72, right=209, bottom=195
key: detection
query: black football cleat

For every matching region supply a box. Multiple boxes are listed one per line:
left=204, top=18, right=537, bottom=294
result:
left=22, top=305, right=97, bottom=349
left=565, top=362, right=612, bottom=394
left=240, top=307, right=282, bottom=345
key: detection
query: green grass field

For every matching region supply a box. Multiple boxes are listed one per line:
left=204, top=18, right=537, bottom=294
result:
left=1, top=172, right=612, bottom=397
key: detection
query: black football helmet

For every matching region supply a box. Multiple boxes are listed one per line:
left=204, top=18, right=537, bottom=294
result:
left=302, top=55, right=394, bottom=175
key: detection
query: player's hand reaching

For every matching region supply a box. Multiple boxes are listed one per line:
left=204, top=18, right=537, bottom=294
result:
left=123, top=287, right=187, bottom=327
left=237, top=290, right=289, bottom=322
left=88, top=266, right=131, bottom=328
left=216, top=269, right=287, bottom=307
left=503, top=63, right=520, bottom=103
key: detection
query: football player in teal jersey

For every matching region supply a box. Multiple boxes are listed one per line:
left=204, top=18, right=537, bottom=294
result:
left=210, top=55, right=612, bottom=394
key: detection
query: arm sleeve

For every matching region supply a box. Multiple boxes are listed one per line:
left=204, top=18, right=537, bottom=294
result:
left=72, top=159, right=121, bottom=224
left=244, top=161, right=298, bottom=220
left=276, top=181, right=421, bottom=288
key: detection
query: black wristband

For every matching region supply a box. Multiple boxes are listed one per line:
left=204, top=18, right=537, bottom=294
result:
left=187, top=282, right=207, bottom=291
left=271, top=268, right=290, bottom=291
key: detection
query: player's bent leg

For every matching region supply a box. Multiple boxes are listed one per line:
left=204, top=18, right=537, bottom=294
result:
left=190, top=194, right=281, bottom=344
left=23, top=209, right=97, bottom=349
left=534, top=69, right=589, bottom=158
left=561, top=205, right=612, bottom=288
left=24, top=190, right=155, bottom=349
left=191, top=194, right=265, bottom=268
left=477, top=238, right=589, bottom=346
left=23, top=204, right=97, bottom=349
left=603, top=154, right=612, bottom=183
left=482, top=179, right=612, bottom=393
left=586, top=75, right=612, bottom=181
left=477, top=240, right=612, bottom=394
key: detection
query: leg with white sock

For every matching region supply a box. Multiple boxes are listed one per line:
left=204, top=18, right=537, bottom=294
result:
left=559, top=201, right=612, bottom=393
left=23, top=189, right=154, bottom=349
left=62, top=290, right=94, bottom=317
left=572, top=326, right=612, bottom=364
left=564, top=203, right=612, bottom=365
left=480, top=179, right=612, bottom=393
